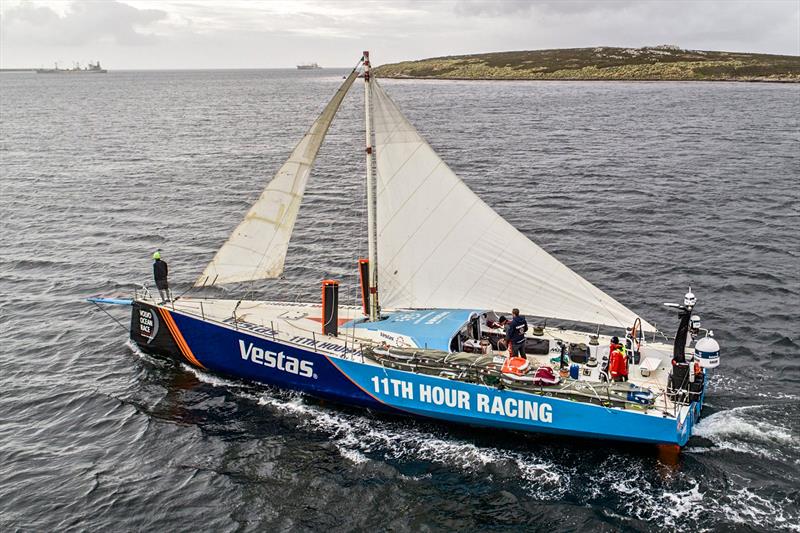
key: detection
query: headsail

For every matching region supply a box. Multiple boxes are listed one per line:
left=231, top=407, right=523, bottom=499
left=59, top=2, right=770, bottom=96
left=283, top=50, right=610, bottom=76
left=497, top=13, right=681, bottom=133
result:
left=195, top=69, right=360, bottom=287
left=371, top=80, right=654, bottom=331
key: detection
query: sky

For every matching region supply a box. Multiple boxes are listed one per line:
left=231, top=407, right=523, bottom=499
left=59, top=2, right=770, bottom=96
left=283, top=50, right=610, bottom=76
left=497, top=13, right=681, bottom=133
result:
left=1, top=0, right=798, bottom=69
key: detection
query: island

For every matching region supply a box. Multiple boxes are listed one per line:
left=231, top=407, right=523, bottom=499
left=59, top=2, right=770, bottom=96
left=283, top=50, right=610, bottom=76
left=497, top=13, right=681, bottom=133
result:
left=373, top=46, right=800, bottom=82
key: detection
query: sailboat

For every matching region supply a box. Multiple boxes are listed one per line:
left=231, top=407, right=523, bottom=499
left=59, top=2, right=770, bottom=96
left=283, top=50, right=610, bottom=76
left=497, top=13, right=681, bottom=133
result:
left=90, top=52, right=721, bottom=447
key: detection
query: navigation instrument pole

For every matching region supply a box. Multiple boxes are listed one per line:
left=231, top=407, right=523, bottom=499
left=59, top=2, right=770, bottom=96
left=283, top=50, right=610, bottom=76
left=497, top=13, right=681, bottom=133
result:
left=364, top=51, right=380, bottom=321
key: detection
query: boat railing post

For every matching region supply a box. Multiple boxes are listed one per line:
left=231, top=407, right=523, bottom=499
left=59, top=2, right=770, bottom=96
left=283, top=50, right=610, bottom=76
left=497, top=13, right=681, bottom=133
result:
left=233, top=310, right=238, bottom=331
left=312, top=332, right=318, bottom=352
left=200, top=301, right=205, bottom=320
left=270, top=321, right=276, bottom=342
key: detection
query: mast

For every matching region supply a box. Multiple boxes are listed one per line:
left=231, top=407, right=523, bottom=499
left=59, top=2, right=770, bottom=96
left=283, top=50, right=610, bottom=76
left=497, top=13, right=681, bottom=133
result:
left=364, top=51, right=380, bottom=321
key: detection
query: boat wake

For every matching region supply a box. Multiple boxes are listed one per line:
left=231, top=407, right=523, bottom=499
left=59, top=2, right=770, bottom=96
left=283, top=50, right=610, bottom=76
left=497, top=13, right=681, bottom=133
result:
left=690, top=404, right=797, bottom=459
left=591, top=465, right=799, bottom=532
left=253, top=389, right=568, bottom=497
left=177, top=361, right=568, bottom=495
left=174, top=362, right=799, bottom=531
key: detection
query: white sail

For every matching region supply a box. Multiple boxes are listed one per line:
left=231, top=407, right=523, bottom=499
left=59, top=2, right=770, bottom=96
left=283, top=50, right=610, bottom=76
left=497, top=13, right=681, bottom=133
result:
left=371, top=80, right=655, bottom=332
left=195, top=70, right=359, bottom=287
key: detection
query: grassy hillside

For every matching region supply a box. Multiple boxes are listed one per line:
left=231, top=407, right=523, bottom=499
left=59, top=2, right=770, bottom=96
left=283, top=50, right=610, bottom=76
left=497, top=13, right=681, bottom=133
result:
left=373, top=46, right=800, bottom=82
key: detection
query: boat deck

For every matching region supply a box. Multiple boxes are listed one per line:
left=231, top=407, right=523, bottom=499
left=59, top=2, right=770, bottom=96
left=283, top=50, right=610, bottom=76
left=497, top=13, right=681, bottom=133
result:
left=144, top=295, right=684, bottom=418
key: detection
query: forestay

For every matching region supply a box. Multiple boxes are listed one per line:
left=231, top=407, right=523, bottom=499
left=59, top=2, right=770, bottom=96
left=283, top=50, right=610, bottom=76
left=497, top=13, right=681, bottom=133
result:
left=370, top=80, right=654, bottom=331
left=195, top=69, right=359, bottom=286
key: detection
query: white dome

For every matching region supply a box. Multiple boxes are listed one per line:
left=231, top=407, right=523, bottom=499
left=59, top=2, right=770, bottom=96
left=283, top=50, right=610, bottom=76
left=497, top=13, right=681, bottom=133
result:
left=695, top=336, right=720, bottom=368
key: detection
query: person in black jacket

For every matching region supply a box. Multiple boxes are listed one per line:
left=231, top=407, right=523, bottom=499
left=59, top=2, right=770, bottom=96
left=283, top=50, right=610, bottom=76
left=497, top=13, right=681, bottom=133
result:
left=505, top=308, right=528, bottom=358
left=152, top=251, right=171, bottom=303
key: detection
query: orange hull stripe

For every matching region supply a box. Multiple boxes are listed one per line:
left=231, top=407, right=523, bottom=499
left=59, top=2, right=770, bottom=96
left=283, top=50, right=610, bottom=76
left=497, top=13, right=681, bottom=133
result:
left=158, top=308, right=189, bottom=361
left=158, top=308, right=206, bottom=369
left=165, top=310, right=203, bottom=368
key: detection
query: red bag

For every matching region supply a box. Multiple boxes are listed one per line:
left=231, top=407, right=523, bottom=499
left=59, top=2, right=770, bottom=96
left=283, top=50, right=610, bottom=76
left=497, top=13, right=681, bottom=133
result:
left=532, top=366, right=559, bottom=386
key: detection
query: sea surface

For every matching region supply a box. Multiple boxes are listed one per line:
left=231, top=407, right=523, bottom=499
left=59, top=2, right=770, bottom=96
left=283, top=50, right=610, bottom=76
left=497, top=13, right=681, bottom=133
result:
left=1, top=69, right=798, bottom=532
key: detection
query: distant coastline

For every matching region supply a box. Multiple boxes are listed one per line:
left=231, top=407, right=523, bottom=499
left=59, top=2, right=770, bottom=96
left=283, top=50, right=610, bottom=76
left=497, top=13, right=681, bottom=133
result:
left=373, top=46, right=800, bottom=82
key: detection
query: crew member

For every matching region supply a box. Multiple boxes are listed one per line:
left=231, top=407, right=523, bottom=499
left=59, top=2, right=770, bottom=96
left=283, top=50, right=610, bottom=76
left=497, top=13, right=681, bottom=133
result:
left=505, top=308, right=528, bottom=358
left=609, top=336, right=623, bottom=355
left=153, top=251, right=171, bottom=303
left=609, top=347, right=629, bottom=382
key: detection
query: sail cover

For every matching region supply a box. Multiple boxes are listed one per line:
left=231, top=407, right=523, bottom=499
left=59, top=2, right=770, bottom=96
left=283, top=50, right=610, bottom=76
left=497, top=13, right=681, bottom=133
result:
left=371, top=80, right=654, bottom=331
left=195, top=70, right=359, bottom=286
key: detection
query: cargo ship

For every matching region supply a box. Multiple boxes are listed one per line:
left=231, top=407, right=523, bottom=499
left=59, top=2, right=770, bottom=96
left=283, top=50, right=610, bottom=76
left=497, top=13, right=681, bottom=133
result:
left=36, top=61, right=106, bottom=74
left=297, top=62, right=322, bottom=70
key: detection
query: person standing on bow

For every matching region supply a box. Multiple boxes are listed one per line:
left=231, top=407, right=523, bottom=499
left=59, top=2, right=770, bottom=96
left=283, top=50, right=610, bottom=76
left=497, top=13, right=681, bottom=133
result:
left=505, top=308, right=528, bottom=358
left=152, top=251, right=171, bottom=303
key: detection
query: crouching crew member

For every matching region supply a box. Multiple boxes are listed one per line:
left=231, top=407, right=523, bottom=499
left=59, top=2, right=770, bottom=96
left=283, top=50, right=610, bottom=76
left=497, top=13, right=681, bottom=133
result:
left=505, top=308, right=528, bottom=358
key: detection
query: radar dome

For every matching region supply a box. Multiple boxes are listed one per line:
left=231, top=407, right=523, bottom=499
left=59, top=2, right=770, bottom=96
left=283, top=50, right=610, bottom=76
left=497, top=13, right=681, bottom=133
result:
left=695, top=336, right=720, bottom=368
left=684, top=291, right=697, bottom=307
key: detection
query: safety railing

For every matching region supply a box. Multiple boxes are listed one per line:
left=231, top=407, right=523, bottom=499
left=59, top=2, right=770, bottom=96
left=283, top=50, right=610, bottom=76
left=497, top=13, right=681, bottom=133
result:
left=133, top=287, right=367, bottom=362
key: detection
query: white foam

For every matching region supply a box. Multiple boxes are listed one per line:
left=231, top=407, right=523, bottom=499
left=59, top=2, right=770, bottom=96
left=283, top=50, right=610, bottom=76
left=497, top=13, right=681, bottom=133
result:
left=171, top=366, right=800, bottom=531
left=252, top=390, right=567, bottom=497
left=721, top=486, right=800, bottom=532
left=337, top=446, right=369, bottom=465
left=692, top=405, right=796, bottom=459
left=589, top=461, right=800, bottom=531
left=125, top=339, right=171, bottom=368
left=180, top=363, right=250, bottom=390
left=590, top=464, right=707, bottom=529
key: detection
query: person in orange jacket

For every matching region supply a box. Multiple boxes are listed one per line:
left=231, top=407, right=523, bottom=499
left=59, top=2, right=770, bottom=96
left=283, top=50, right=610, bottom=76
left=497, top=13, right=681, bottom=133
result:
left=609, top=348, right=629, bottom=382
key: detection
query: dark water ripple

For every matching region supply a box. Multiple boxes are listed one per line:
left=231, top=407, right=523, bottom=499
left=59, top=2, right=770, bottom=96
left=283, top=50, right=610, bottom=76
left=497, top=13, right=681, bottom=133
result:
left=1, top=70, right=798, bottom=532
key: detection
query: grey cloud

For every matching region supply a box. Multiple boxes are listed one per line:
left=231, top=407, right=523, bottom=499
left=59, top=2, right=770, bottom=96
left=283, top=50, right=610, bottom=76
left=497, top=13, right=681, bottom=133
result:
left=0, top=0, right=795, bottom=69
left=3, top=0, right=167, bottom=46
left=453, top=0, right=536, bottom=17
left=452, top=0, right=639, bottom=17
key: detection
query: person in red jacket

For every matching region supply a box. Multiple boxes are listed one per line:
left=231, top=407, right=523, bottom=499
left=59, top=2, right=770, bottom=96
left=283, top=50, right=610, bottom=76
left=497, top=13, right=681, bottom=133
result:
left=609, top=336, right=624, bottom=356
left=609, top=348, right=629, bottom=382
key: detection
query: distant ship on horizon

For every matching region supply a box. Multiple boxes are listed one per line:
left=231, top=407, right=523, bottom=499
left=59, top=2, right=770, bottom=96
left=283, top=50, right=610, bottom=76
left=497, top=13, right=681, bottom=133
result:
left=296, top=62, right=322, bottom=70
left=36, top=61, right=107, bottom=74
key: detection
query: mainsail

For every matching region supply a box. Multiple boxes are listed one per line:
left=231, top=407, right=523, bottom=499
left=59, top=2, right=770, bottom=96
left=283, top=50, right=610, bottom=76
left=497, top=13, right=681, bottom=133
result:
left=195, top=69, right=359, bottom=287
left=370, top=80, right=655, bottom=331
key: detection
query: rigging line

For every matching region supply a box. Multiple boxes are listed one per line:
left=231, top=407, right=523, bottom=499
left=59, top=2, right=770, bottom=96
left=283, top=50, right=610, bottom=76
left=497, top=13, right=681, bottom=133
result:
left=91, top=302, right=129, bottom=333
left=173, top=282, right=199, bottom=302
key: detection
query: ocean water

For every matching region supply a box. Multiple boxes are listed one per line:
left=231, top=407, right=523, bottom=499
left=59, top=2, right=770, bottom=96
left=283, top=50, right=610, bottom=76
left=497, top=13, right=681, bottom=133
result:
left=1, top=69, right=798, bottom=532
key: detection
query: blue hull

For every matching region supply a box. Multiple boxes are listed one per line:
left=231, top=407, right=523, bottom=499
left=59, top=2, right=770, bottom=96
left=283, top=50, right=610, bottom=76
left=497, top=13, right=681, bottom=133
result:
left=131, top=302, right=700, bottom=447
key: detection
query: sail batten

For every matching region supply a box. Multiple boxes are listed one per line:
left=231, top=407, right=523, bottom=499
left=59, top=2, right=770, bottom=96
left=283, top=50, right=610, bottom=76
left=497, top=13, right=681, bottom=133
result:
left=195, top=69, right=360, bottom=287
left=371, top=80, right=654, bottom=331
